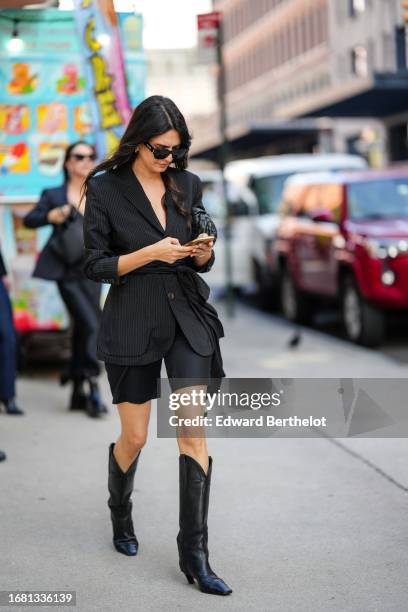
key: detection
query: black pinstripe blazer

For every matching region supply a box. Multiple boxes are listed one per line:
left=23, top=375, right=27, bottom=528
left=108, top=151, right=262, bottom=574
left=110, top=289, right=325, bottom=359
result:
left=82, top=162, right=225, bottom=367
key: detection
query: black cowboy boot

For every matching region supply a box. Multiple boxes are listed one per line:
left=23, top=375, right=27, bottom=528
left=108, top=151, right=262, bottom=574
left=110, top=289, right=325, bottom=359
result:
left=107, top=442, right=141, bottom=556
left=0, top=399, right=24, bottom=415
left=85, top=378, right=108, bottom=417
left=177, top=454, right=232, bottom=595
left=0, top=450, right=6, bottom=461
left=69, top=379, right=88, bottom=411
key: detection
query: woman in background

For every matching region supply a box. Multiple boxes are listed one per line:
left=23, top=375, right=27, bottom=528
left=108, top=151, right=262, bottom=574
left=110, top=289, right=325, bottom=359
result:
left=23, top=141, right=107, bottom=418
left=0, top=243, right=24, bottom=417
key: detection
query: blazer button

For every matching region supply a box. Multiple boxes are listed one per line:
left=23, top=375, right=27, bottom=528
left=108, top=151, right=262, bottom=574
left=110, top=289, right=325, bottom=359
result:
left=167, top=291, right=175, bottom=300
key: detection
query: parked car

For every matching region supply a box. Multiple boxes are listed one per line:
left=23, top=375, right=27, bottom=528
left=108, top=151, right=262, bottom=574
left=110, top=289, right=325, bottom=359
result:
left=273, top=168, right=408, bottom=346
left=224, top=154, right=368, bottom=304
left=194, top=168, right=258, bottom=290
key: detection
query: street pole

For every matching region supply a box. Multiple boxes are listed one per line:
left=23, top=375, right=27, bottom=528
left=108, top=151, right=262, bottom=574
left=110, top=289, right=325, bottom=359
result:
left=216, top=14, right=235, bottom=317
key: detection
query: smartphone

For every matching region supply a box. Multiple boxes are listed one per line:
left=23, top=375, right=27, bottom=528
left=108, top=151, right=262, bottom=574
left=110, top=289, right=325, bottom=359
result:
left=184, top=236, right=216, bottom=247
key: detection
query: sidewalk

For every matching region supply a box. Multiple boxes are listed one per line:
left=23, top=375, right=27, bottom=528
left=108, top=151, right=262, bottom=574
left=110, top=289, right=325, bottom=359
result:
left=1, top=301, right=407, bottom=611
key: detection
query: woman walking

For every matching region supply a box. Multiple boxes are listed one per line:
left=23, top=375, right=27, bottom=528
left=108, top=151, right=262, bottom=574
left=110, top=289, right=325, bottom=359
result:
left=82, top=96, right=232, bottom=595
left=23, top=142, right=107, bottom=417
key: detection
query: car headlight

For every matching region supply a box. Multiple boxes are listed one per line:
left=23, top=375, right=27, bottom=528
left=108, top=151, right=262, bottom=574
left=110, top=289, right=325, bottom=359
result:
left=364, top=238, right=407, bottom=259
left=381, top=270, right=395, bottom=285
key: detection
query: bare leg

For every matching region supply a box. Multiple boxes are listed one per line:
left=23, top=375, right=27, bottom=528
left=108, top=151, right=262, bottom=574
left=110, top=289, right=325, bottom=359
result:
left=114, top=400, right=151, bottom=472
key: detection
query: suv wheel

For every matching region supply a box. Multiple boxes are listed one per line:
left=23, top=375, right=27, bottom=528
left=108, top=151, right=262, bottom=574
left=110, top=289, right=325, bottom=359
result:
left=252, top=258, right=278, bottom=310
left=341, top=276, right=385, bottom=347
left=280, top=266, right=313, bottom=324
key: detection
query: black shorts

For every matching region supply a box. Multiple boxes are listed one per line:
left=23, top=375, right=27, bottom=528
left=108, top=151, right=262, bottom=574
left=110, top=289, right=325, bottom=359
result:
left=105, top=320, right=214, bottom=405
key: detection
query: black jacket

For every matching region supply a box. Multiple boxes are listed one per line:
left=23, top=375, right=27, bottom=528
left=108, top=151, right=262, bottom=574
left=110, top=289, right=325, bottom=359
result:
left=23, top=183, right=84, bottom=281
left=82, top=162, right=225, bottom=379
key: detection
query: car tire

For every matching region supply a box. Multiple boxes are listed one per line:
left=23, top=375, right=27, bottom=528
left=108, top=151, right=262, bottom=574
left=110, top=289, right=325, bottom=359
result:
left=280, top=265, right=313, bottom=324
left=16, top=333, right=28, bottom=371
left=252, top=258, right=279, bottom=310
left=340, top=275, right=386, bottom=347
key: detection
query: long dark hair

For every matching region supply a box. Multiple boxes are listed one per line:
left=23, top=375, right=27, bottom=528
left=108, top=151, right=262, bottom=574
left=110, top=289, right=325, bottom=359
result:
left=63, top=140, right=97, bottom=183
left=81, top=96, right=192, bottom=229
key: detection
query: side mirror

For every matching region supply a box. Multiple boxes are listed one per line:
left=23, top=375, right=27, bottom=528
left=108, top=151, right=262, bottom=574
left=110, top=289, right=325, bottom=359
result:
left=228, top=200, right=250, bottom=217
left=309, top=208, right=334, bottom=223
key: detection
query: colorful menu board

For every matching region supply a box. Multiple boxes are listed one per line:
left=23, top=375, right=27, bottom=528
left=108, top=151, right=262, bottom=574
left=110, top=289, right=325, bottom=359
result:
left=0, top=8, right=145, bottom=197
left=0, top=8, right=143, bottom=332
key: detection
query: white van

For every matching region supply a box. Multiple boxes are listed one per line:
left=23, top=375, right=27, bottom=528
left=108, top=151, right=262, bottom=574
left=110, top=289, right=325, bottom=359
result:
left=224, top=154, right=368, bottom=300
left=194, top=168, right=258, bottom=290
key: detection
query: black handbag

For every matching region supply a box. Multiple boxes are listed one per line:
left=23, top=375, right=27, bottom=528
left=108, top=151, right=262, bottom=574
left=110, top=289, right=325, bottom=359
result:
left=191, top=206, right=217, bottom=243
left=48, top=206, right=85, bottom=266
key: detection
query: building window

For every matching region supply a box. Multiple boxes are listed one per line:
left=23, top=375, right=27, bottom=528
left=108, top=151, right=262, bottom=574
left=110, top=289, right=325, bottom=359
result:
left=319, top=6, right=328, bottom=43
left=276, top=31, right=282, bottom=66
left=309, top=8, right=316, bottom=48
left=350, top=0, right=366, bottom=17
left=351, top=45, right=368, bottom=77
left=299, top=17, right=305, bottom=53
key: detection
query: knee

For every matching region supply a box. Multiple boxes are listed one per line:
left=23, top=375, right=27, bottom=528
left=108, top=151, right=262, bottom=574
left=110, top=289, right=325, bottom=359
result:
left=121, top=431, right=148, bottom=455
left=178, top=435, right=207, bottom=455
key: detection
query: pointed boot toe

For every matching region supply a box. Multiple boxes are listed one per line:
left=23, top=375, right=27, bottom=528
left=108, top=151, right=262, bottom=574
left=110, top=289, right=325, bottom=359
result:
left=113, top=527, right=139, bottom=556
left=196, top=574, right=233, bottom=596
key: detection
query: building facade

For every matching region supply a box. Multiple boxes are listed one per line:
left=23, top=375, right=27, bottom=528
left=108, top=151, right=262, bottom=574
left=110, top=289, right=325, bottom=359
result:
left=145, top=47, right=217, bottom=122
left=191, top=0, right=408, bottom=165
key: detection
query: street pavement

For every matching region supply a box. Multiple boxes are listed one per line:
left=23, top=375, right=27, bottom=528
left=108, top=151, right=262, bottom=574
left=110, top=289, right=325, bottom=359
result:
left=1, top=299, right=408, bottom=612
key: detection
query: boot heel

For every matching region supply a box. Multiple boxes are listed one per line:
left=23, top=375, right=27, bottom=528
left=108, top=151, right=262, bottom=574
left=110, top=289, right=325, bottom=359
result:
left=179, top=561, right=195, bottom=584
left=181, top=569, right=195, bottom=584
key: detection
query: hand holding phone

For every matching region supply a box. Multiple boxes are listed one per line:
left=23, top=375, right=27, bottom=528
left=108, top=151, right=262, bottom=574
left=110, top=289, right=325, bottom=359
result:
left=184, top=235, right=216, bottom=247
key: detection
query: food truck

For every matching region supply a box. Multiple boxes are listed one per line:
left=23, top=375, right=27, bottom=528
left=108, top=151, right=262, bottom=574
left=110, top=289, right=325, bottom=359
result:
left=0, top=8, right=145, bottom=364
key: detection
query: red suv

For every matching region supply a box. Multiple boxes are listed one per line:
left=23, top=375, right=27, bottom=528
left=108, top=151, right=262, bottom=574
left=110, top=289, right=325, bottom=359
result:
left=273, top=168, right=408, bottom=347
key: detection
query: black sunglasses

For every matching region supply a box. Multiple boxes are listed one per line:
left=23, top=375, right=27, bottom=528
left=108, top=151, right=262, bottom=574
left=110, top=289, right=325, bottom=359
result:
left=144, top=142, right=188, bottom=161
left=70, top=152, right=97, bottom=161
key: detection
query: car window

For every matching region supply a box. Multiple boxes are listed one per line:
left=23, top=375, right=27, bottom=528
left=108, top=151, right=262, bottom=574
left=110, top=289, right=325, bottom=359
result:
left=201, top=181, right=224, bottom=217
left=280, top=183, right=343, bottom=222
left=251, top=173, right=291, bottom=214
left=201, top=180, right=257, bottom=217
left=347, top=178, right=408, bottom=219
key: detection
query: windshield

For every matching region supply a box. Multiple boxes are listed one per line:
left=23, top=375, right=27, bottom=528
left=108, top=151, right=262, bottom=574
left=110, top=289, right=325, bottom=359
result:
left=252, top=166, right=363, bottom=215
left=347, top=178, right=408, bottom=220
left=251, top=174, right=291, bottom=214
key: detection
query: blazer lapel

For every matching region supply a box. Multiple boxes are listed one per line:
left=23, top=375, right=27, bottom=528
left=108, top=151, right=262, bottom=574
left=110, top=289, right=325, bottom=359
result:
left=112, top=163, right=168, bottom=235
left=57, top=183, right=68, bottom=205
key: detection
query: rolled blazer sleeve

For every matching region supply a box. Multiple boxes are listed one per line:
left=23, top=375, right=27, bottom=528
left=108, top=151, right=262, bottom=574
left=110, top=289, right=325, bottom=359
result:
left=23, top=189, right=53, bottom=228
left=82, top=179, right=127, bottom=285
left=186, top=174, right=215, bottom=274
